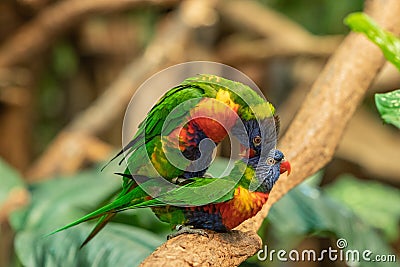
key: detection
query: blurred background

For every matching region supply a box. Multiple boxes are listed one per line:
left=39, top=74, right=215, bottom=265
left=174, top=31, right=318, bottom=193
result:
left=0, top=0, right=399, bottom=266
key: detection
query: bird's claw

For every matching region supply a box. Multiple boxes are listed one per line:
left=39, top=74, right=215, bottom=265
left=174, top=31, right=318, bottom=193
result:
left=167, top=225, right=209, bottom=240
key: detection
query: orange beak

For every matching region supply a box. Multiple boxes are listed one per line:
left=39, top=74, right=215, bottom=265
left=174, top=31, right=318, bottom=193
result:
left=280, top=160, right=291, bottom=175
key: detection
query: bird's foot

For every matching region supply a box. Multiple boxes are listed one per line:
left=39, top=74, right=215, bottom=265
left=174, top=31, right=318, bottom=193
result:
left=167, top=225, right=209, bottom=240
left=171, top=178, right=194, bottom=186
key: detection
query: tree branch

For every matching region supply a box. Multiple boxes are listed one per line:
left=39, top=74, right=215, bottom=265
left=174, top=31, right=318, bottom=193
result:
left=217, top=0, right=342, bottom=62
left=0, top=188, right=30, bottom=223
left=140, top=0, right=400, bottom=265
left=0, top=0, right=180, bottom=68
left=25, top=1, right=202, bottom=181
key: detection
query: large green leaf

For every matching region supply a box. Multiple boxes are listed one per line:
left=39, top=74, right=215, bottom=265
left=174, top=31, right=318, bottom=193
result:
left=9, top=166, right=121, bottom=232
left=11, top=163, right=167, bottom=267
left=15, top=223, right=163, bottom=267
left=375, top=89, right=400, bottom=128
left=264, top=182, right=398, bottom=267
left=345, top=12, right=400, bottom=71
left=326, top=175, right=400, bottom=241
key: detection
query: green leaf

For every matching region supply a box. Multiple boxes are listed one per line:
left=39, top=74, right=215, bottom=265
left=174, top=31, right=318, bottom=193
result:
left=375, top=89, right=400, bottom=128
left=265, top=183, right=398, bottom=267
left=9, top=166, right=122, bottom=232
left=344, top=12, right=400, bottom=71
left=15, top=223, right=163, bottom=267
left=11, top=163, right=166, bottom=267
left=325, top=175, right=400, bottom=241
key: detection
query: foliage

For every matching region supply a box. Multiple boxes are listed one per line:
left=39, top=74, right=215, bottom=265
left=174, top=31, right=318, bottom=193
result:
left=249, top=175, right=399, bottom=267
left=345, top=13, right=400, bottom=71
left=326, top=175, right=400, bottom=242
left=375, top=90, right=400, bottom=128
left=4, top=159, right=164, bottom=267
left=15, top=224, right=163, bottom=267
left=345, top=13, right=400, bottom=128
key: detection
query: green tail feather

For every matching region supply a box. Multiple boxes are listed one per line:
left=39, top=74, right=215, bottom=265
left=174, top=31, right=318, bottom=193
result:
left=46, top=184, right=148, bottom=238
left=80, top=213, right=116, bottom=248
left=47, top=203, right=117, bottom=237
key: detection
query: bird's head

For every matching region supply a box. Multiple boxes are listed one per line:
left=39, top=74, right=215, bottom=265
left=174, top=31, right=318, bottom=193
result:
left=247, top=149, right=290, bottom=193
left=233, top=118, right=278, bottom=158
left=232, top=118, right=290, bottom=192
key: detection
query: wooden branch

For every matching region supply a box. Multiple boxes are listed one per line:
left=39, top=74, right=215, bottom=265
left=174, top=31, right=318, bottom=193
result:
left=25, top=1, right=197, bottom=181
left=25, top=132, right=114, bottom=180
left=337, top=108, right=400, bottom=183
left=277, top=81, right=400, bottom=184
left=140, top=0, right=400, bottom=266
left=218, top=36, right=342, bottom=63
left=141, top=231, right=262, bottom=267
left=217, top=0, right=342, bottom=62
left=0, top=0, right=180, bottom=68
left=0, top=188, right=30, bottom=223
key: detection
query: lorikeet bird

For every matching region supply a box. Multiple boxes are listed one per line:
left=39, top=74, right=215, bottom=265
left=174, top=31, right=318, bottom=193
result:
left=51, top=74, right=283, bottom=245
left=51, top=149, right=290, bottom=240
left=115, top=74, right=277, bottom=180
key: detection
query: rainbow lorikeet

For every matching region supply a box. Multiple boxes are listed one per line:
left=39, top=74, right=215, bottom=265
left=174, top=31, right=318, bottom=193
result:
left=51, top=74, right=283, bottom=245
left=114, top=74, right=277, bottom=180
left=51, top=148, right=290, bottom=240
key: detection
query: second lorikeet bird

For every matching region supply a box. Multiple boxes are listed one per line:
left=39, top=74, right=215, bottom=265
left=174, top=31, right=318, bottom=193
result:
left=50, top=148, right=290, bottom=240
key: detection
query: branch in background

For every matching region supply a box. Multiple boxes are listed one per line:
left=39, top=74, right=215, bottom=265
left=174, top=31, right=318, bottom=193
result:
left=0, top=0, right=180, bottom=68
left=372, top=63, right=400, bottom=92
left=337, top=108, right=400, bottom=183
left=140, top=0, right=400, bottom=265
left=218, top=37, right=342, bottom=63
left=26, top=132, right=114, bottom=180
left=25, top=1, right=200, bottom=181
left=217, top=0, right=342, bottom=62
left=0, top=188, right=30, bottom=223
left=278, top=67, right=400, bottom=184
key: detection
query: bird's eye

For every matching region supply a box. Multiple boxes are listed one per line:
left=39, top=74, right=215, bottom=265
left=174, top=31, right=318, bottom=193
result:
left=266, top=157, right=276, bottom=165
left=253, top=136, right=262, bottom=146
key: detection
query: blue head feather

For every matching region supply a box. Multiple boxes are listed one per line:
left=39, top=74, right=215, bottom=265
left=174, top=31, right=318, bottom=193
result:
left=245, top=149, right=285, bottom=193
left=232, top=118, right=277, bottom=158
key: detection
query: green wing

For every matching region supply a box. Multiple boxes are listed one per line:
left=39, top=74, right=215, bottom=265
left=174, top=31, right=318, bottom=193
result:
left=182, top=74, right=276, bottom=120
left=131, top=177, right=237, bottom=208
left=105, top=74, right=275, bottom=168
left=48, top=176, right=237, bottom=236
left=108, top=85, right=207, bottom=166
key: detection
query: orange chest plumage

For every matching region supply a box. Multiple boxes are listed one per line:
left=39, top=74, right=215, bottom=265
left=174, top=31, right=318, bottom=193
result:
left=192, top=186, right=269, bottom=230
